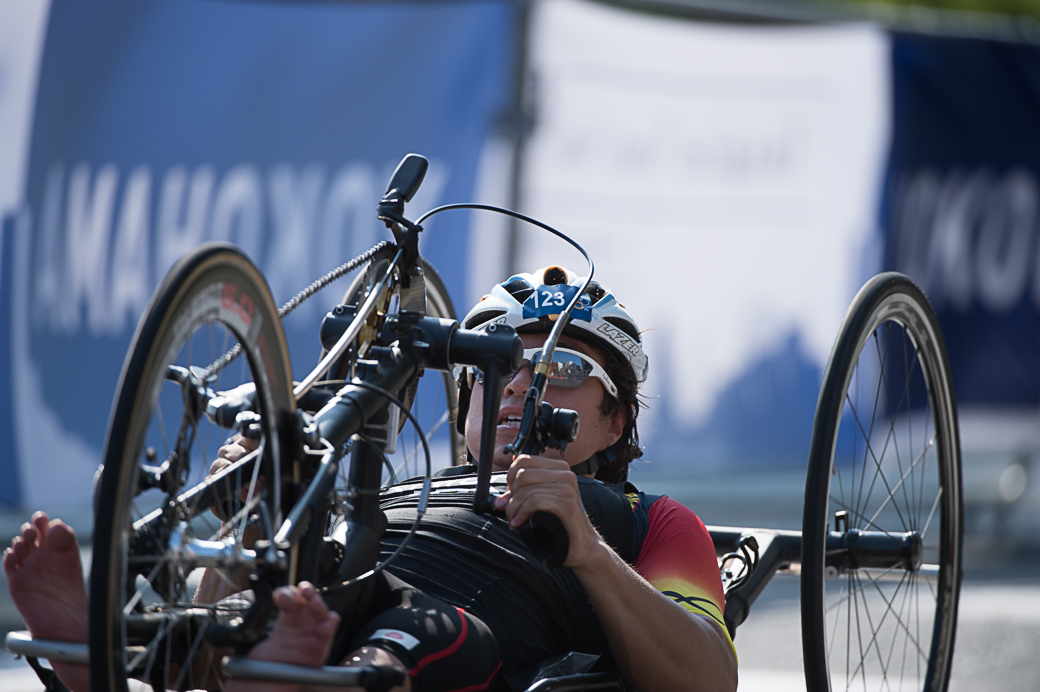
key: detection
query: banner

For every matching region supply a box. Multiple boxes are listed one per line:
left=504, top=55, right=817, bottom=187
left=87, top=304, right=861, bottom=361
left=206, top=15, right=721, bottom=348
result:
left=1, top=0, right=513, bottom=509
left=883, top=33, right=1040, bottom=451
left=519, top=0, right=891, bottom=472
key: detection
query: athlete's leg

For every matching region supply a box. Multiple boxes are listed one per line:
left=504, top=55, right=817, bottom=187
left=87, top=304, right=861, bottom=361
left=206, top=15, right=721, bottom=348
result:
left=3, top=512, right=90, bottom=692
left=345, top=573, right=502, bottom=692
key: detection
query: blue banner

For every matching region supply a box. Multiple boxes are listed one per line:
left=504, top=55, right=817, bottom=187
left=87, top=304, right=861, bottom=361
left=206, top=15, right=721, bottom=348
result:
left=883, top=33, right=1040, bottom=408
left=2, top=0, right=513, bottom=508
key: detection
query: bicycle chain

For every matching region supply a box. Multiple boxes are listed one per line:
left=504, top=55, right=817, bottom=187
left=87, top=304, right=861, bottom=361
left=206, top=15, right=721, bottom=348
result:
left=203, top=240, right=393, bottom=379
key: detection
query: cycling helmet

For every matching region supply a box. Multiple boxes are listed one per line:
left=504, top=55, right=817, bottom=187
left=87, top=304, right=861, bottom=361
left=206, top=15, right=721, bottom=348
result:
left=461, top=266, right=648, bottom=385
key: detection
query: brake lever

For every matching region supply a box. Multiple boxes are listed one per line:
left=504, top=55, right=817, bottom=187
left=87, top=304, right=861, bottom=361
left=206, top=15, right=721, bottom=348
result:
left=517, top=398, right=582, bottom=569
left=496, top=375, right=580, bottom=570
left=503, top=374, right=548, bottom=458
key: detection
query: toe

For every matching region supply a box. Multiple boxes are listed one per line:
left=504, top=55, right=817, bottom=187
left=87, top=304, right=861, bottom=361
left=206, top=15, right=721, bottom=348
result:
left=272, top=586, right=302, bottom=612
left=22, top=523, right=40, bottom=551
left=12, top=537, right=30, bottom=559
left=305, top=592, right=329, bottom=619
left=31, top=513, right=51, bottom=541
left=47, top=522, right=77, bottom=552
left=317, top=611, right=340, bottom=637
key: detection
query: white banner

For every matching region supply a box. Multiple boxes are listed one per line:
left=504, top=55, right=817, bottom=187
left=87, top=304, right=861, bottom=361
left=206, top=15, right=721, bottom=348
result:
left=519, top=0, right=891, bottom=469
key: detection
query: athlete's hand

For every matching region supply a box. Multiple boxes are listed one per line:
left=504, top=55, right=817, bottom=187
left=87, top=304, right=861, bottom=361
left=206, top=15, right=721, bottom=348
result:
left=493, top=454, right=604, bottom=570
left=206, top=436, right=263, bottom=526
left=207, top=435, right=259, bottom=481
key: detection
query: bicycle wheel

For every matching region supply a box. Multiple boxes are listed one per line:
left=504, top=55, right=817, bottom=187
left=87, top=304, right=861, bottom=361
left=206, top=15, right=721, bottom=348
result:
left=90, top=243, right=296, bottom=691
left=324, top=246, right=464, bottom=479
left=802, top=272, right=962, bottom=692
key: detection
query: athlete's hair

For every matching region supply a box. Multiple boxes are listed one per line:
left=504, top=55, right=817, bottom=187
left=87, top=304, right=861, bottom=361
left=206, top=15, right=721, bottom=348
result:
left=587, top=337, right=643, bottom=484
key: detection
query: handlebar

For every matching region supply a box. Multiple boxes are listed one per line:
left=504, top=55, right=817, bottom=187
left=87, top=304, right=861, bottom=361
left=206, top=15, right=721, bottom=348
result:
left=309, top=314, right=572, bottom=568
left=312, top=316, right=523, bottom=452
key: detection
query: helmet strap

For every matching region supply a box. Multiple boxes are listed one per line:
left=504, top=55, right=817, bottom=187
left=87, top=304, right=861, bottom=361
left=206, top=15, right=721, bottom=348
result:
left=569, top=438, right=624, bottom=477
left=456, top=372, right=472, bottom=435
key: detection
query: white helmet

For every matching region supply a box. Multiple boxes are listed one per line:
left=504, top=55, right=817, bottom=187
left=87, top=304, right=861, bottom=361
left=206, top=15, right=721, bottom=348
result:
left=462, top=266, right=648, bottom=385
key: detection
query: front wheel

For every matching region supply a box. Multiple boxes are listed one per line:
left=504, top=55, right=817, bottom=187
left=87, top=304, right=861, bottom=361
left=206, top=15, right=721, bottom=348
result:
left=90, top=243, right=296, bottom=691
left=801, top=272, right=962, bottom=692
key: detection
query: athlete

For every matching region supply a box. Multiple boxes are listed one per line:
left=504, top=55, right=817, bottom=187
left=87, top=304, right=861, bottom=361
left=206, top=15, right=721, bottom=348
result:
left=5, top=266, right=737, bottom=692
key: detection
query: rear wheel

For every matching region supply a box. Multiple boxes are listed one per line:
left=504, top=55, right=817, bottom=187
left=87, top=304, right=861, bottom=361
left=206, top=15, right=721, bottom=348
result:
left=90, top=243, right=295, bottom=691
left=802, top=272, right=962, bottom=692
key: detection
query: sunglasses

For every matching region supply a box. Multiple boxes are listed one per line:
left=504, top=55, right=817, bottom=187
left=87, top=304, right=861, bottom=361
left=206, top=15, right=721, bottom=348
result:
left=469, top=347, right=617, bottom=399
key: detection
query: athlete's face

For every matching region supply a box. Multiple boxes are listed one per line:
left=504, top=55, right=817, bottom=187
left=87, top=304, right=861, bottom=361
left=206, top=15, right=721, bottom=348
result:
left=464, top=333, right=627, bottom=474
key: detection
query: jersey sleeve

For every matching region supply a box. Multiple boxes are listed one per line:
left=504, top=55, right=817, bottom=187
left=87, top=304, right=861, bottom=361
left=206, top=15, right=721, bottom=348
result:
left=632, top=496, right=735, bottom=654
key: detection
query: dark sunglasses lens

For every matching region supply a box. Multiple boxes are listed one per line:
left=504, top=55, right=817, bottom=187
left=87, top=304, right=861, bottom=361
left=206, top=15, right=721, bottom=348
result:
left=532, top=351, right=590, bottom=388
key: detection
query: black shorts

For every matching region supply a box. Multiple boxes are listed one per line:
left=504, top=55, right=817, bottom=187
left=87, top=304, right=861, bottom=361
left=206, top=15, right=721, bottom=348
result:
left=347, top=571, right=503, bottom=692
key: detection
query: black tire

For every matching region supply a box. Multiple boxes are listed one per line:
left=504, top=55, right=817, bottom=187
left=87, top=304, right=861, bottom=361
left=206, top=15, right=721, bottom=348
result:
left=326, top=247, right=464, bottom=478
left=90, top=243, right=295, bottom=691
left=802, top=272, right=962, bottom=692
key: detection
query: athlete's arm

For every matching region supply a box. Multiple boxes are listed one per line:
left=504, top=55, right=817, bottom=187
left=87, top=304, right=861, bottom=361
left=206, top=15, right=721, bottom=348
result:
left=498, top=454, right=737, bottom=692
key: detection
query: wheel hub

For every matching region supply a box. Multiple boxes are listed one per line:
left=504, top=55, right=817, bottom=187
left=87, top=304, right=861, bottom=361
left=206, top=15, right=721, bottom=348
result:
left=825, top=528, right=926, bottom=573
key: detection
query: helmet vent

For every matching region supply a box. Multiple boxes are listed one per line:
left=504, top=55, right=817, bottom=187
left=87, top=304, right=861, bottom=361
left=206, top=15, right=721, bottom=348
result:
left=603, top=316, right=640, bottom=341
left=502, top=277, right=534, bottom=304
left=542, top=266, right=568, bottom=286
left=464, top=309, right=506, bottom=330
left=585, top=281, right=607, bottom=305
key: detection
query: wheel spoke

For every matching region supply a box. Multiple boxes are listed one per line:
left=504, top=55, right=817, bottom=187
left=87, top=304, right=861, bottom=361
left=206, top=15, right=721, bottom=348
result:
left=884, top=568, right=916, bottom=688
left=865, top=438, right=934, bottom=529
left=394, top=409, right=449, bottom=477
left=123, top=557, right=169, bottom=617
left=844, top=571, right=894, bottom=687
left=854, top=331, right=890, bottom=523
left=881, top=324, right=915, bottom=541
left=920, top=486, right=943, bottom=541
left=170, top=617, right=214, bottom=690
left=846, top=403, right=910, bottom=533
left=865, top=569, right=928, bottom=662
left=825, top=563, right=900, bottom=614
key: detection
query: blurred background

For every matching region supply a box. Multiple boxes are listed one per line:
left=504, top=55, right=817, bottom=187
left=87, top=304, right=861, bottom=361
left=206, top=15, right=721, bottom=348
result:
left=1, top=0, right=1039, bottom=689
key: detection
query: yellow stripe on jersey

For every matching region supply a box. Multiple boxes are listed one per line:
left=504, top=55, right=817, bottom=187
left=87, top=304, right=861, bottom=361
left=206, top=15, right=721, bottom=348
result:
left=651, top=577, right=724, bottom=625
left=651, top=577, right=737, bottom=659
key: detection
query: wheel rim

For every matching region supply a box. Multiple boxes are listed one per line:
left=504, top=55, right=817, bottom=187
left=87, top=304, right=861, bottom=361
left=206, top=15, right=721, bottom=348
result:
left=803, top=274, right=961, bottom=692
left=92, top=247, right=293, bottom=691
left=127, top=323, right=269, bottom=689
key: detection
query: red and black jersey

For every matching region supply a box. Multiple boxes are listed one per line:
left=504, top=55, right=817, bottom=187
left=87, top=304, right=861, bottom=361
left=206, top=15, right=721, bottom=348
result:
left=570, top=476, right=733, bottom=655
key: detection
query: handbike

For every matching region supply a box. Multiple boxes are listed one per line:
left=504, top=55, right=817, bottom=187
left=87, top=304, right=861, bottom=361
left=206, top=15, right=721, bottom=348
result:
left=6, top=154, right=962, bottom=692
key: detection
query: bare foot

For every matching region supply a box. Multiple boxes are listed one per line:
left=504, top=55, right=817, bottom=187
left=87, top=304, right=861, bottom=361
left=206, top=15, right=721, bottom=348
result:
left=223, top=582, right=341, bottom=692
left=3, top=511, right=89, bottom=692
